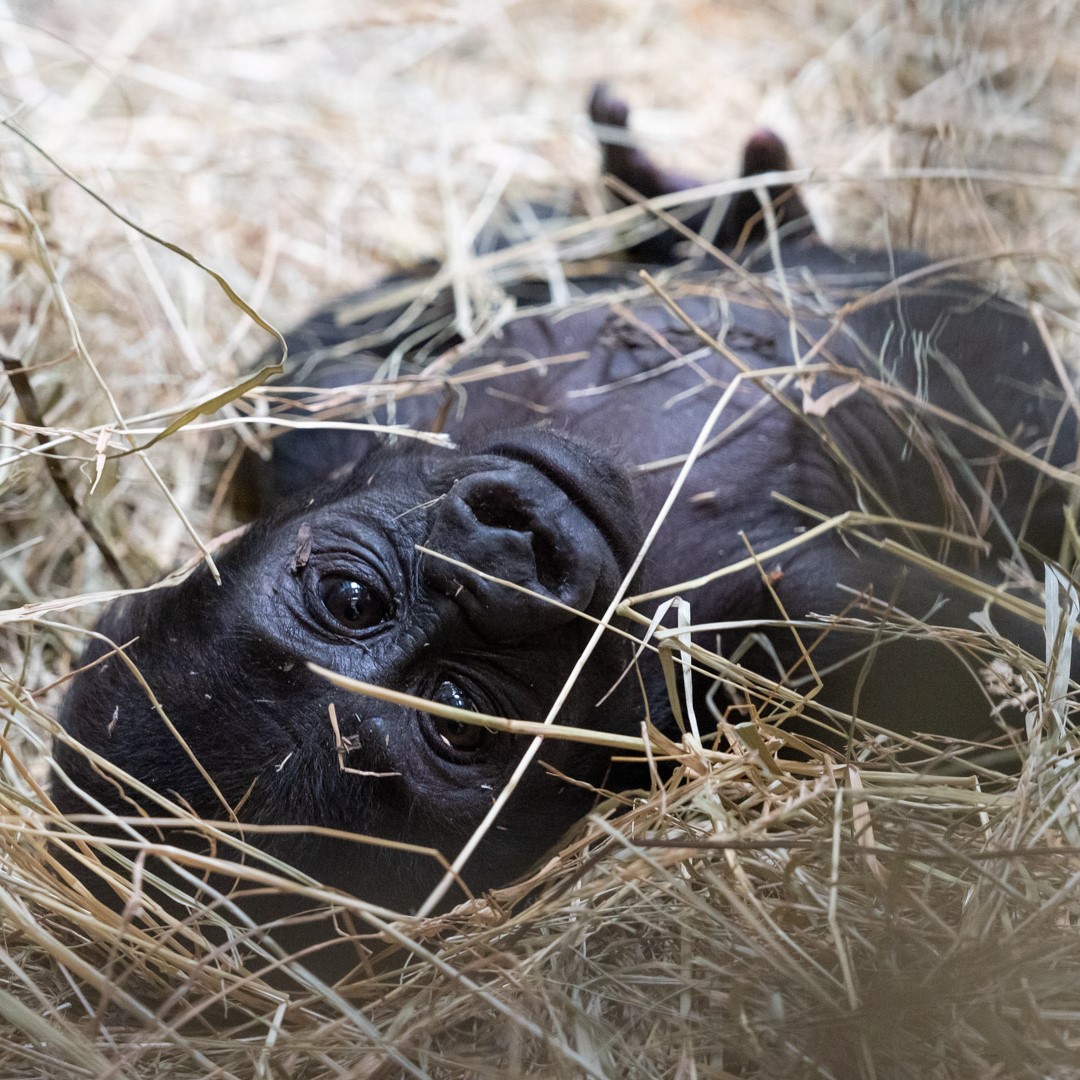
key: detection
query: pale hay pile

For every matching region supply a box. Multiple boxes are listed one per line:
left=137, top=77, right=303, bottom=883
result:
left=0, top=1, right=1078, bottom=1077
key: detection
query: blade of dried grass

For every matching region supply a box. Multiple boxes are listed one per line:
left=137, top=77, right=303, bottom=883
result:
left=308, top=664, right=651, bottom=754
left=1, top=354, right=130, bottom=586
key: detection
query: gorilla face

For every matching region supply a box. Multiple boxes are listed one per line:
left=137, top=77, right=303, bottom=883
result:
left=53, top=428, right=645, bottom=911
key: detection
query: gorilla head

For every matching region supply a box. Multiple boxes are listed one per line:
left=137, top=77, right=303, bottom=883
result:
left=52, top=427, right=645, bottom=914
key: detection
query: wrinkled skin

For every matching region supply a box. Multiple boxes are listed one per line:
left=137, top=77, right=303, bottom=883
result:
left=54, top=88, right=1078, bottom=960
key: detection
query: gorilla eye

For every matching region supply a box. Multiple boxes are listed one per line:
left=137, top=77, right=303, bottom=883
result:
left=430, top=681, right=489, bottom=755
left=318, top=577, right=388, bottom=631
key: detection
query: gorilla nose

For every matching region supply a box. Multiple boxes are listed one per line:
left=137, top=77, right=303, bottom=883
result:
left=423, top=460, right=617, bottom=638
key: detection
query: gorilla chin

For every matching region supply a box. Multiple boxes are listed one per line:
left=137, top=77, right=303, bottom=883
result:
left=52, top=428, right=645, bottom=920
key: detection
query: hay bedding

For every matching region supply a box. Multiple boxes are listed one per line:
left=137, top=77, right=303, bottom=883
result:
left=0, top=0, right=1078, bottom=1076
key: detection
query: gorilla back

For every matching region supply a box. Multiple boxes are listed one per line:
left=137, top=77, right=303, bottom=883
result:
left=53, top=88, right=1078, bottom=941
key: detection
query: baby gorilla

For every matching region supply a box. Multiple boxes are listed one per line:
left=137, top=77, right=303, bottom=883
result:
left=53, top=88, right=1078, bottom=950
left=54, top=428, right=644, bottom=911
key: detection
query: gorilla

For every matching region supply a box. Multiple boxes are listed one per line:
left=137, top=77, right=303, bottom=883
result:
left=52, top=87, right=1078, bottom=948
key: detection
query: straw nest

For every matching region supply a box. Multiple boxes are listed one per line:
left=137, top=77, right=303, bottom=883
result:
left=1, top=1, right=1079, bottom=1076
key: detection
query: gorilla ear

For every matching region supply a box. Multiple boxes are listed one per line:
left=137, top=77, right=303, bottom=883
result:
left=714, top=127, right=818, bottom=254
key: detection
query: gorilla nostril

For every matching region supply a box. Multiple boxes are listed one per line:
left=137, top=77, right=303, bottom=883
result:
left=525, top=532, right=563, bottom=594
left=463, top=480, right=565, bottom=594
left=466, top=483, right=534, bottom=534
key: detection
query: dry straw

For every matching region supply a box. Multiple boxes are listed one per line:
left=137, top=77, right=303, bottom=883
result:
left=1, top=1, right=1079, bottom=1077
